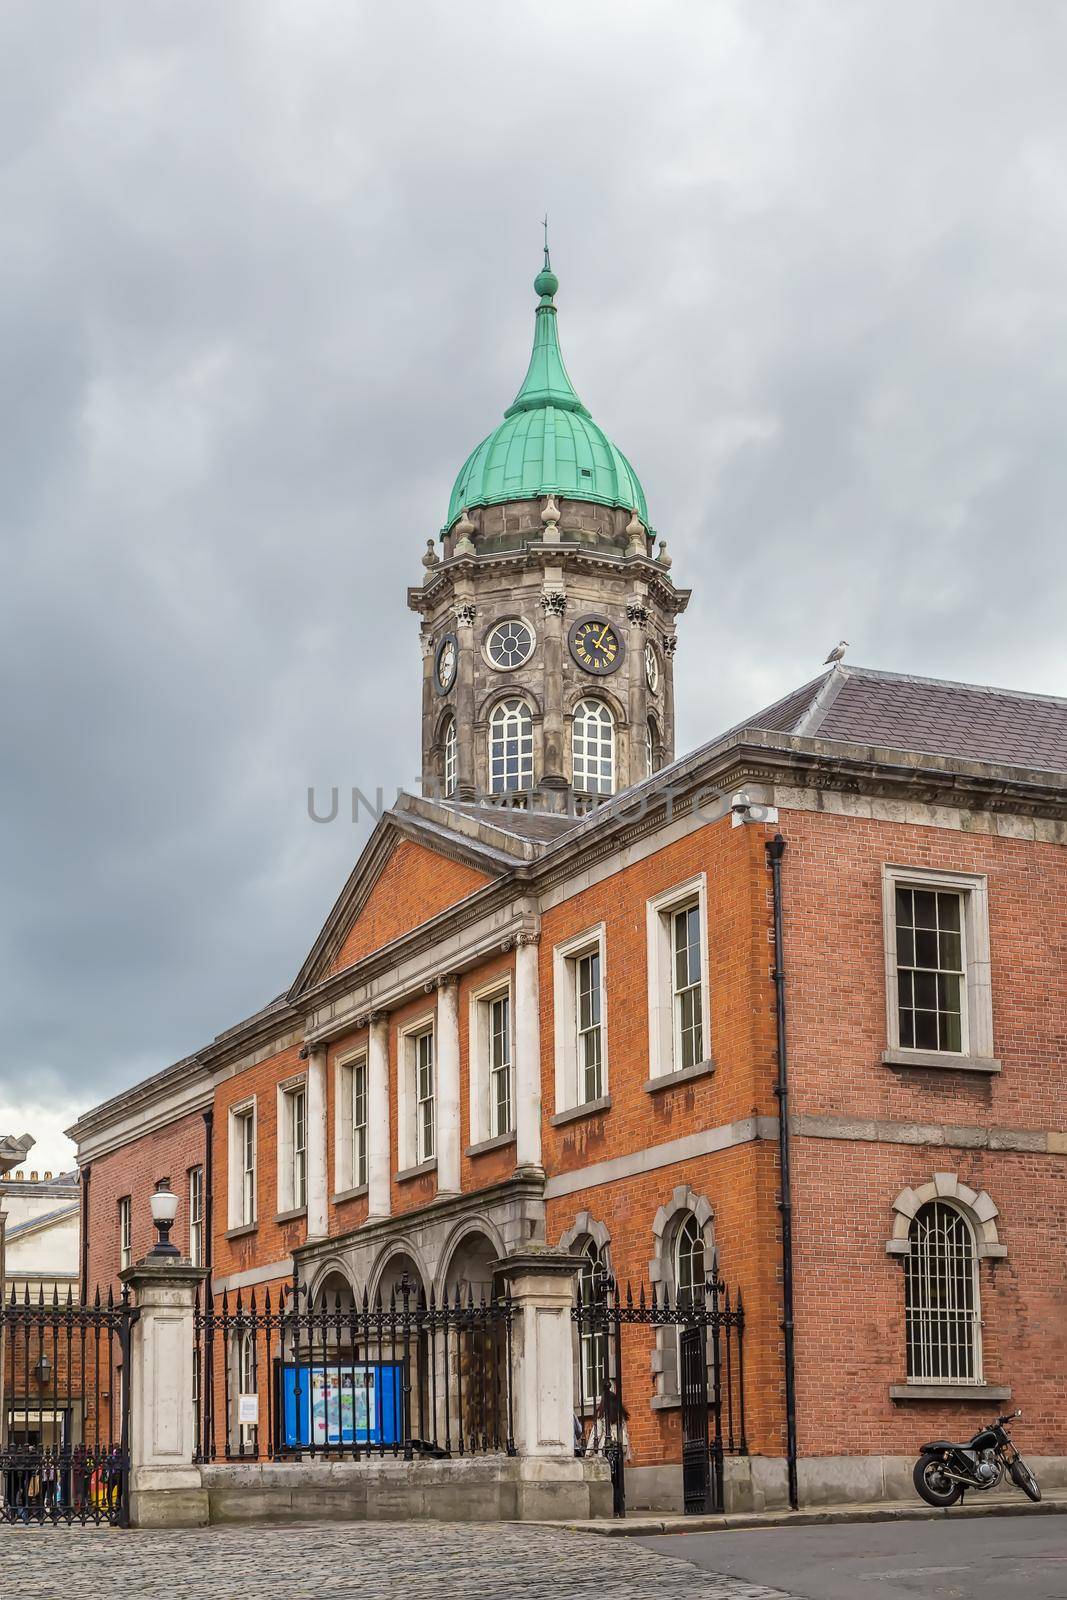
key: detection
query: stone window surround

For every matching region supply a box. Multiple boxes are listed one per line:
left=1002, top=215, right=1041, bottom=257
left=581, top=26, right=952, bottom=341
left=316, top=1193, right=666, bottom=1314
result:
left=886, top=1173, right=1009, bottom=1403
left=396, top=1011, right=436, bottom=1174
left=275, top=1071, right=308, bottom=1219
left=333, top=1045, right=369, bottom=1197
left=881, top=863, right=1000, bottom=1074
left=552, top=921, right=609, bottom=1116
left=467, top=973, right=514, bottom=1147
left=226, top=1095, right=257, bottom=1232
left=647, top=1184, right=715, bottom=1408
left=645, top=874, right=711, bottom=1083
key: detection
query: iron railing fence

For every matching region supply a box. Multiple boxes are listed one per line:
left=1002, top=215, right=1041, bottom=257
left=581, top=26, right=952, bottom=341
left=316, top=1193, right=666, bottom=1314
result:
left=572, top=1268, right=747, bottom=1516
left=0, top=1285, right=134, bottom=1526
left=195, top=1274, right=514, bottom=1464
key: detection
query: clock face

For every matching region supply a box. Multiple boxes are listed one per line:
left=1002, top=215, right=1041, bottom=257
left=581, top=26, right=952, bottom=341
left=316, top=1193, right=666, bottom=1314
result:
left=435, top=632, right=458, bottom=693
left=645, top=640, right=660, bottom=693
left=569, top=616, right=624, bottom=675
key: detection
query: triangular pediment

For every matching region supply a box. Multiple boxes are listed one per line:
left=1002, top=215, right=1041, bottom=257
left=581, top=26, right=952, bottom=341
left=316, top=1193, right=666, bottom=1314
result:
left=289, top=796, right=541, bottom=998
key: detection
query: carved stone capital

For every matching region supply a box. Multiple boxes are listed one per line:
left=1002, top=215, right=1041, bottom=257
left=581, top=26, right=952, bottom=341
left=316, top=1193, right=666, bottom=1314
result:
left=626, top=600, right=650, bottom=626
left=364, top=1009, right=387, bottom=1027
left=539, top=589, right=567, bottom=618
left=662, top=634, right=679, bottom=658
left=454, top=601, right=477, bottom=628
left=516, top=931, right=541, bottom=948
left=435, top=972, right=461, bottom=990
left=419, top=630, right=434, bottom=659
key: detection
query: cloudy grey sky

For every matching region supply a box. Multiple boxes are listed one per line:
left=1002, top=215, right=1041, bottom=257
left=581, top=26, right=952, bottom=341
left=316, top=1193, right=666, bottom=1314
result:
left=3, top=2, right=1066, bottom=1170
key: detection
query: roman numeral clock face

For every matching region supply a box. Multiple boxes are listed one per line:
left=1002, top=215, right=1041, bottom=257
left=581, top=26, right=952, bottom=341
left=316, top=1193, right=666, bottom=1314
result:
left=568, top=616, right=624, bottom=675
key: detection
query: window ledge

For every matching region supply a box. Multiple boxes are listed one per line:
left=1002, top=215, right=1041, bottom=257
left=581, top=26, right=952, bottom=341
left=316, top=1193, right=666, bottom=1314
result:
left=331, top=1183, right=368, bottom=1205
left=465, top=1131, right=517, bottom=1158
left=650, top=1394, right=681, bottom=1412
left=889, top=1382, right=1012, bottom=1402
left=883, top=1048, right=1001, bottom=1074
left=644, top=1059, right=715, bottom=1094
left=274, top=1206, right=307, bottom=1225
left=395, top=1158, right=437, bottom=1183
left=550, top=1095, right=612, bottom=1128
left=224, top=1223, right=258, bottom=1241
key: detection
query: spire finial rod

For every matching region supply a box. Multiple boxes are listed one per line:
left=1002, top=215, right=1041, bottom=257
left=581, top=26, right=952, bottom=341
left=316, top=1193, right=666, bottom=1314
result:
left=542, top=213, right=550, bottom=270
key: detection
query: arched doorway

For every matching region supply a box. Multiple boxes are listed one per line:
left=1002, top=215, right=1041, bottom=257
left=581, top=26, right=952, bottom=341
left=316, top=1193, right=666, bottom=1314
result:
left=441, top=1230, right=505, bottom=1451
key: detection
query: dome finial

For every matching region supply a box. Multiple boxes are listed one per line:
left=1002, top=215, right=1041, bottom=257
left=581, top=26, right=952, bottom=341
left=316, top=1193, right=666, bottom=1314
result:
left=534, top=212, right=558, bottom=301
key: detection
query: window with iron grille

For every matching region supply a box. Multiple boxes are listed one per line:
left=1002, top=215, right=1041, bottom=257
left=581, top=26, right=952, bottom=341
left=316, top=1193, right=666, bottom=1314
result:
left=675, top=1212, right=705, bottom=1310
left=905, top=1200, right=982, bottom=1383
left=672, top=904, right=704, bottom=1071
left=188, top=1166, right=204, bottom=1266
left=488, top=698, right=534, bottom=793
left=118, top=1195, right=132, bottom=1272
left=572, top=699, right=615, bottom=796
left=576, top=1239, right=609, bottom=1404
left=895, top=887, right=965, bottom=1053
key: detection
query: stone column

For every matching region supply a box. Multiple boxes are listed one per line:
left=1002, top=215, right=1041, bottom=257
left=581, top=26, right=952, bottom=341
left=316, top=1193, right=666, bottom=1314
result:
left=435, top=974, right=461, bottom=1195
left=539, top=579, right=568, bottom=794
left=419, top=628, right=435, bottom=796
left=662, top=632, right=678, bottom=764
left=122, top=1258, right=209, bottom=1527
left=626, top=595, right=649, bottom=788
left=305, top=1044, right=328, bottom=1240
left=454, top=599, right=477, bottom=800
left=513, top=932, right=543, bottom=1172
left=366, top=1011, right=392, bottom=1220
left=495, top=1248, right=581, bottom=1457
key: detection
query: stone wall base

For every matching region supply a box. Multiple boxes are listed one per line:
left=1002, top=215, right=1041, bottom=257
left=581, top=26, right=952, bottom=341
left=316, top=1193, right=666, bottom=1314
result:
left=200, top=1454, right=612, bottom=1524
left=626, top=1454, right=1067, bottom=1514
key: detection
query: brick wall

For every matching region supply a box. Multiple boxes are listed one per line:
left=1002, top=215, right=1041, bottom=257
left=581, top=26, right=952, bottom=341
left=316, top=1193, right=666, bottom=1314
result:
left=331, top=839, right=490, bottom=974
left=84, top=1108, right=207, bottom=1298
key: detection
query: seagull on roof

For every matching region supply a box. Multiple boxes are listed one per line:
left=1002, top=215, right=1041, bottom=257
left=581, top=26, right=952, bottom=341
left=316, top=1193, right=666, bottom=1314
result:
left=823, top=640, right=849, bottom=665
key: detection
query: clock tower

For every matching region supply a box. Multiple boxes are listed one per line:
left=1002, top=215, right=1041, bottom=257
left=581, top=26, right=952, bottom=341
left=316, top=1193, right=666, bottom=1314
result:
left=409, top=249, right=689, bottom=808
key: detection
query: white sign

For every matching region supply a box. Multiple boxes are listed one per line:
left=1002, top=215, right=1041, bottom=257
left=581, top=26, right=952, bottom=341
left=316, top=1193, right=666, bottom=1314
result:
left=238, top=1393, right=259, bottom=1425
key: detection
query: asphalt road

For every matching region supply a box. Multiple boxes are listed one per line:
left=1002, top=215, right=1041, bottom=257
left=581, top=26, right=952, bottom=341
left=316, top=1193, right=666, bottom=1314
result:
left=640, top=1513, right=1067, bottom=1600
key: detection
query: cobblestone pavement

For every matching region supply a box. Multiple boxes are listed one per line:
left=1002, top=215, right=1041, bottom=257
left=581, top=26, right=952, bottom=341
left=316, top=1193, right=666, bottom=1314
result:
left=1, top=1520, right=806, bottom=1600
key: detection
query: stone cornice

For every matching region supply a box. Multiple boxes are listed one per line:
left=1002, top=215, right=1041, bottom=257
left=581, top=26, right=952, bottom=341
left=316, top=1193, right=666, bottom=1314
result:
left=408, top=544, right=689, bottom=618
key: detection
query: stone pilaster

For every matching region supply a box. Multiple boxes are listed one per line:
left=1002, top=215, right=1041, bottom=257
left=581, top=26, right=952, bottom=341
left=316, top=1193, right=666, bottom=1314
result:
left=366, top=1012, right=392, bottom=1220
left=434, top=975, right=461, bottom=1195
left=121, top=1258, right=209, bottom=1528
left=513, top=933, right=542, bottom=1172
left=305, top=1044, right=328, bottom=1240
left=454, top=599, right=477, bottom=800
left=494, top=1248, right=581, bottom=1458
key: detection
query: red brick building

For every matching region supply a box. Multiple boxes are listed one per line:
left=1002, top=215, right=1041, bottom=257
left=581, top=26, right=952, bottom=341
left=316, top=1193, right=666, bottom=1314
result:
left=69, top=257, right=1067, bottom=1509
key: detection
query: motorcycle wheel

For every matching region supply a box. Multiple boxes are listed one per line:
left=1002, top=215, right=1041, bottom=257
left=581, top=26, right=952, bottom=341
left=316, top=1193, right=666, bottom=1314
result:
left=913, top=1456, right=963, bottom=1507
left=1009, top=1459, right=1041, bottom=1502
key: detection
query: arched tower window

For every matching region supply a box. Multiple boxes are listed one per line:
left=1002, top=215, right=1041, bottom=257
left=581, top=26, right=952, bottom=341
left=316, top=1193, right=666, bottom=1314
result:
left=443, top=716, right=457, bottom=797
left=488, top=698, right=533, bottom=794
left=575, top=1237, right=610, bottom=1405
left=905, top=1200, right=982, bottom=1383
left=572, top=699, right=615, bottom=795
left=646, top=716, right=660, bottom=778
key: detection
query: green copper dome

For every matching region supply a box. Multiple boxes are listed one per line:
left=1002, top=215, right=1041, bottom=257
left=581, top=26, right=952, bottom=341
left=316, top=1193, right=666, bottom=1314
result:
left=445, top=253, right=651, bottom=532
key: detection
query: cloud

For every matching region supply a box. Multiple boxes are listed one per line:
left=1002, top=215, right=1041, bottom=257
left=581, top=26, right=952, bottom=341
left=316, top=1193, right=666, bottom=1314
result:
left=2, top=0, right=1065, bottom=1126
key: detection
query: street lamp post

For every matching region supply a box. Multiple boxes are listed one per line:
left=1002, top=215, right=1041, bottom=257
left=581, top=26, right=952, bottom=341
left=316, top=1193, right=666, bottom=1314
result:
left=147, top=1180, right=180, bottom=1260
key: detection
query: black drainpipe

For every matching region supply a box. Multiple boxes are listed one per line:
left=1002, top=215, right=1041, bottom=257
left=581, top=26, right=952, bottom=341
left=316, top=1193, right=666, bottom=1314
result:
left=766, top=833, right=799, bottom=1511
left=202, top=1108, right=214, bottom=1279
left=80, top=1164, right=91, bottom=1303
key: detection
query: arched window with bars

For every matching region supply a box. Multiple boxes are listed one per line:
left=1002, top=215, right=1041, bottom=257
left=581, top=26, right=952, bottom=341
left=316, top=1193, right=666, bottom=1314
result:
left=674, top=1211, right=705, bottom=1311
left=572, top=699, right=615, bottom=796
left=488, top=698, right=533, bottom=794
left=905, top=1200, right=982, bottom=1383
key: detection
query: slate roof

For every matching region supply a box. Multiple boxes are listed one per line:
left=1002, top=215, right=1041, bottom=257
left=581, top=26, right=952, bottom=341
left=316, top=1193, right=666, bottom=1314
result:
left=745, top=665, right=1067, bottom=773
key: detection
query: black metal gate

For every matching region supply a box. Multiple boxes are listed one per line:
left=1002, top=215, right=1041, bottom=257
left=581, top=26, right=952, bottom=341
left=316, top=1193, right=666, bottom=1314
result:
left=573, top=1264, right=745, bottom=1517
left=0, top=1287, right=135, bottom=1526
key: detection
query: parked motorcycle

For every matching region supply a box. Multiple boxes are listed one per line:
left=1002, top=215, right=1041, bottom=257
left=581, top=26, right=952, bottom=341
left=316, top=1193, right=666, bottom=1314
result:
left=913, top=1410, right=1041, bottom=1506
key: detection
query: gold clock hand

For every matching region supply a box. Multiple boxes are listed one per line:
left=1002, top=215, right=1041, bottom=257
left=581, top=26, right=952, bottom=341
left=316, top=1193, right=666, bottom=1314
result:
left=594, top=622, right=610, bottom=650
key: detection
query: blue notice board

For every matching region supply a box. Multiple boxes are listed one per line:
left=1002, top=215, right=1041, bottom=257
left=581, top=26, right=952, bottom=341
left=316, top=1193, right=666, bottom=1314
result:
left=280, top=1362, right=403, bottom=1448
